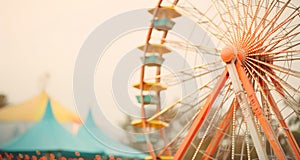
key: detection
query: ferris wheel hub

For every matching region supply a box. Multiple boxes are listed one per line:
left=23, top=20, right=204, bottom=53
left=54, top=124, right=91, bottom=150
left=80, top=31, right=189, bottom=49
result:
left=220, top=46, right=235, bottom=63
left=221, top=46, right=244, bottom=63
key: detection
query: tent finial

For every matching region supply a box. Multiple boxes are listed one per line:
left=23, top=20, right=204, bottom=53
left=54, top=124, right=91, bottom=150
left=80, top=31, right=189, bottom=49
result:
left=38, top=72, right=50, bottom=92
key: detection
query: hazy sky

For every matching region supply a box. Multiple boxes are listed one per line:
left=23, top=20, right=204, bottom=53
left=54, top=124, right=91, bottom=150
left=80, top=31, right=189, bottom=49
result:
left=0, top=1, right=155, bottom=111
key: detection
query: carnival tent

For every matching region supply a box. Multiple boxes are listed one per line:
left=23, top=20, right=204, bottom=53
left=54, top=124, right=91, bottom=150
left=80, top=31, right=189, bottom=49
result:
left=0, top=92, right=81, bottom=123
left=77, top=110, right=148, bottom=159
left=0, top=100, right=100, bottom=157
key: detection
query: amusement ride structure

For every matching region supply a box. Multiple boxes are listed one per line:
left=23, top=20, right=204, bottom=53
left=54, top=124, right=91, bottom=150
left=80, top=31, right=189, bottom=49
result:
left=130, top=0, right=300, bottom=159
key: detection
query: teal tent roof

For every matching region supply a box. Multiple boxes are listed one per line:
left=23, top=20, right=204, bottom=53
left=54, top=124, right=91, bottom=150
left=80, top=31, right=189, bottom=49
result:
left=77, top=110, right=148, bottom=159
left=0, top=100, right=100, bottom=155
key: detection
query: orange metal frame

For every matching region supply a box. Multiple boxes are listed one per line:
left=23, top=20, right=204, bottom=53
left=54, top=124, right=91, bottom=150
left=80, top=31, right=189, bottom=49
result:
left=260, top=74, right=300, bottom=159
left=139, top=1, right=180, bottom=159
left=235, top=60, right=287, bottom=160
left=174, top=70, right=229, bottom=159
left=174, top=60, right=299, bottom=159
left=139, top=1, right=163, bottom=159
left=201, top=100, right=239, bottom=160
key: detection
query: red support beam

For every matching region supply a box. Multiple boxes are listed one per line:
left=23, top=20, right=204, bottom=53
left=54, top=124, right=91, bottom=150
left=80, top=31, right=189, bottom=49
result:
left=202, top=100, right=239, bottom=160
left=261, top=82, right=300, bottom=159
left=235, top=61, right=287, bottom=160
left=174, top=70, right=229, bottom=159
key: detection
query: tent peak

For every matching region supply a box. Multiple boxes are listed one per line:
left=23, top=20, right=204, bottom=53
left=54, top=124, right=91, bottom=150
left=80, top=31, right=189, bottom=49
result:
left=41, top=99, right=57, bottom=121
left=0, top=91, right=82, bottom=124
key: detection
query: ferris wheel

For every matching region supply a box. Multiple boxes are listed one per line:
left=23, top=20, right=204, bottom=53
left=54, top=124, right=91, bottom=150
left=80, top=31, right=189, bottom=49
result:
left=130, top=0, right=300, bottom=159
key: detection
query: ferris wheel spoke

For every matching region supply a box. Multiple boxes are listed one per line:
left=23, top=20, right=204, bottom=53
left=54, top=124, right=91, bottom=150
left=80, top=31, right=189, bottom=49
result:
left=244, top=61, right=277, bottom=92
left=273, top=57, right=300, bottom=61
left=243, top=0, right=276, bottom=44
left=244, top=63, right=300, bottom=159
left=209, top=0, right=237, bottom=43
left=246, top=57, right=300, bottom=78
left=263, top=0, right=293, bottom=32
left=156, top=81, right=228, bottom=157
left=223, top=0, right=241, bottom=44
left=243, top=0, right=263, bottom=44
left=240, top=0, right=251, bottom=42
left=258, top=18, right=299, bottom=52
left=191, top=82, right=232, bottom=159
left=202, top=99, right=237, bottom=160
left=245, top=60, right=300, bottom=116
left=247, top=30, right=300, bottom=55
left=147, top=76, right=220, bottom=122
left=234, top=62, right=287, bottom=160
left=163, top=40, right=220, bottom=57
left=234, top=0, right=244, bottom=43
left=195, top=46, right=220, bottom=57
left=259, top=82, right=300, bottom=159
left=245, top=59, right=299, bottom=97
left=247, top=6, right=298, bottom=52
left=174, top=70, right=229, bottom=159
left=176, top=2, right=232, bottom=44
left=248, top=49, right=300, bottom=57
left=273, top=51, right=300, bottom=61
left=245, top=1, right=284, bottom=43
left=267, top=24, right=300, bottom=51
left=158, top=104, right=204, bottom=157
left=177, top=83, right=233, bottom=119
left=244, top=0, right=293, bottom=51
left=269, top=35, right=300, bottom=53
left=145, top=61, right=223, bottom=86
left=245, top=62, right=288, bottom=118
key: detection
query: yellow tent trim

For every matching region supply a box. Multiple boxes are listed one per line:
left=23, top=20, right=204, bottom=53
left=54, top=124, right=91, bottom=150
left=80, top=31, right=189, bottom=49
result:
left=0, top=92, right=81, bottom=124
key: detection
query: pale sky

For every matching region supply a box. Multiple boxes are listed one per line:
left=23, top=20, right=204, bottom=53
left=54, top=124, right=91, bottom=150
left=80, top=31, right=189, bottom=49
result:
left=0, top=1, right=155, bottom=114
left=0, top=1, right=165, bottom=140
